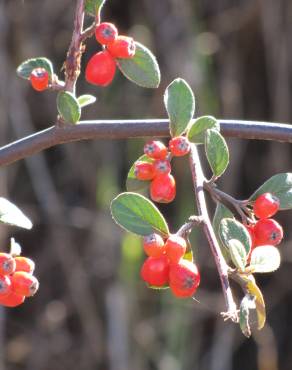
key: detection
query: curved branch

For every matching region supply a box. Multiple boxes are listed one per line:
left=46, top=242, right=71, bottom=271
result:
left=1, top=119, right=292, bottom=167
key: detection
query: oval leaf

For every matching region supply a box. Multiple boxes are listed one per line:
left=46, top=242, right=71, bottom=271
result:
left=117, top=42, right=160, bottom=88
left=205, top=129, right=229, bottom=178
left=187, top=116, right=219, bottom=144
left=111, top=192, right=169, bottom=237
left=239, top=295, right=254, bottom=338
left=85, top=0, right=106, bottom=16
left=250, top=173, right=292, bottom=210
left=164, top=78, right=195, bottom=137
left=126, top=155, right=153, bottom=194
left=17, top=57, right=53, bottom=79
left=228, top=239, right=247, bottom=271
left=57, top=91, right=81, bottom=124
left=0, top=198, right=32, bottom=229
left=77, top=94, right=96, bottom=107
left=213, top=203, right=234, bottom=261
left=250, top=246, right=281, bottom=273
left=219, top=218, right=251, bottom=255
left=246, top=277, right=266, bottom=330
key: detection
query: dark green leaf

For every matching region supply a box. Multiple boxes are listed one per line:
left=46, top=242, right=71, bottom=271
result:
left=250, top=246, right=281, bottom=273
left=117, top=42, right=160, bottom=88
left=57, top=91, right=81, bottom=124
left=219, top=218, right=251, bottom=255
left=85, top=0, right=106, bottom=16
left=17, top=57, right=53, bottom=79
left=205, top=129, right=229, bottom=178
left=187, top=116, right=219, bottom=144
left=250, top=173, right=292, bottom=210
left=77, top=94, right=96, bottom=107
left=164, top=78, right=195, bottom=137
left=126, top=155, right=153, bottom=194
left=111, top=192, right=169, bottom=237
left=227, top=239, right=247, bottom=270
left=212, top=203, right=234, bottom=261
left=0, top=198, right=32, bottom=229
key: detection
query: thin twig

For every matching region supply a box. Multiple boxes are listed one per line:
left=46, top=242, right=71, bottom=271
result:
left=176, top=215, right=204, bottom=237
left=189, top=144, right=238, bottom=321
left=1, top=119, right=292, bottom=167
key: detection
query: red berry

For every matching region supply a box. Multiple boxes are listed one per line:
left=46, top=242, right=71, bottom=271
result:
left=143, top=233, right=166, bottom=257
left=153, top=159, right=171, bottom=176
left=30, top=68, right=49, bottom=91
left=95, top=22, right=118, bottom=45
left=85, top=50, right=116, bottom=87
left=11, top=271, right=39, bottom=297
left=169, top=136, right=191, bottom=157
left=150, top=174, right=176, bottom=203
left=134, top=161, right=155, bottom=181
left=144, top=140, right=168, bottom=160
left=253, top=218, right=283, bottom=246
left=169, top=260, right=200, bottom=298
left=107, top=36, right=136, bottom=59
left=14, top=256, right=35, bottom=274
left=253, top=192, right=280, bottom=219
left=0, top=275, right=12, bottom=297
left=165, top=235, right=187, bottom=264
left=0, top=292, right=25, bottom=307
left=0, top=253, right=16, bottom=275
left=140, top=256, right=169, bottom=286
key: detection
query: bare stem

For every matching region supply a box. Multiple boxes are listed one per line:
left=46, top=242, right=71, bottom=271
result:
left=176, top=215, right=204, bottom=237
left=189, top=144, right=238, bottom=321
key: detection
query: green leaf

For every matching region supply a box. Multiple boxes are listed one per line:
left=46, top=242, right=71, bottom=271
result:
left=227, top=239, right=247, bottom=271
left=126, top=155, right=154, bottom=194
left=245, top=276, right=266, bottom=330
left=239, top=295, right=255, bottom=338
left=111, top=192, right=169, bottom=237
left=85, top=0, right=106, bottom=16
left=250, top=246, right=281, bottom=273
left=117, top=42, right=160, bottom=88
left=17, top=57, right=53, bottom=79
left=77, top=94, right=96, bottom=107
left=0, top=198, right=32, bottom=229
left=219, top=218, right=251, bottom=255
left=57, top=91, right=81, bottom=124
left=212, top=203, right=234, bottom=261
left=205, top=129, right=229, bottom=178
left=164, top=78, right=195, bottom=137
left=187, top=116, right=219, bottom=144
left=249, top=173, right=292, bottom=210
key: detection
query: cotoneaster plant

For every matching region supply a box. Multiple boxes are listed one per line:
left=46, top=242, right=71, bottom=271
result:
left=0, top=0, right=292, bottom=341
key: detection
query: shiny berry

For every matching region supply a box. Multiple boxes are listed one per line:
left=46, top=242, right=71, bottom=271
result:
left=0, top=253, right=16, bottom=275
left=30, top=68, right=49, bottom=91
left=165, top=235, right=187, bottom=264
left=0, top=292, right=25, bottom=307
left=95, top=22, right=118, bottom=45
left=11, top=271, right=39, bottom=297
left=253, top=193, right=280, bottom=219
left=143, top=233, right=166, bottom=257
left=253, top=218, right=283, bottom=246
left=85, top=50, right=116, bottom=87
left=153, top=159, right=171, bottom=176
left=107, top=36, right=136, bottom=58
left=14, top=256, right=35, bottom=274
left=134, top=161, right=155, bottom=181
left=0, top=275, right=12, bottom=297
left=140, top=256, right=169, bottom=286
left=169, top=260, right=200, bottom=298
left=169, top=136, right=191, bottom=157
left=150, top=174, right=176, bottom=203
left=144, top=140, right=168, bottom=160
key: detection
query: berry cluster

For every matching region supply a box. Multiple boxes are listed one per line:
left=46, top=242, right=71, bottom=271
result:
left=85, top=22, right=136, bottom=87
left=246, top=192, right=283, bottom=258
left=0, top=252, right=39, bottom=307
left=134, top=136, right=191, bottom=203
left=140, top=233, right=200, bottom=298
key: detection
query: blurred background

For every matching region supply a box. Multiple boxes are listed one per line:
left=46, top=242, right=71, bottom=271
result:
left=0, top=0, right=292, bottom=369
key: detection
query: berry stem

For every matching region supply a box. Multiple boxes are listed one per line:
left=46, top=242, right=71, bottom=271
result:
left=176, top=215, right=204, bottom=237
left=189, top=144, right=238, bottom=322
